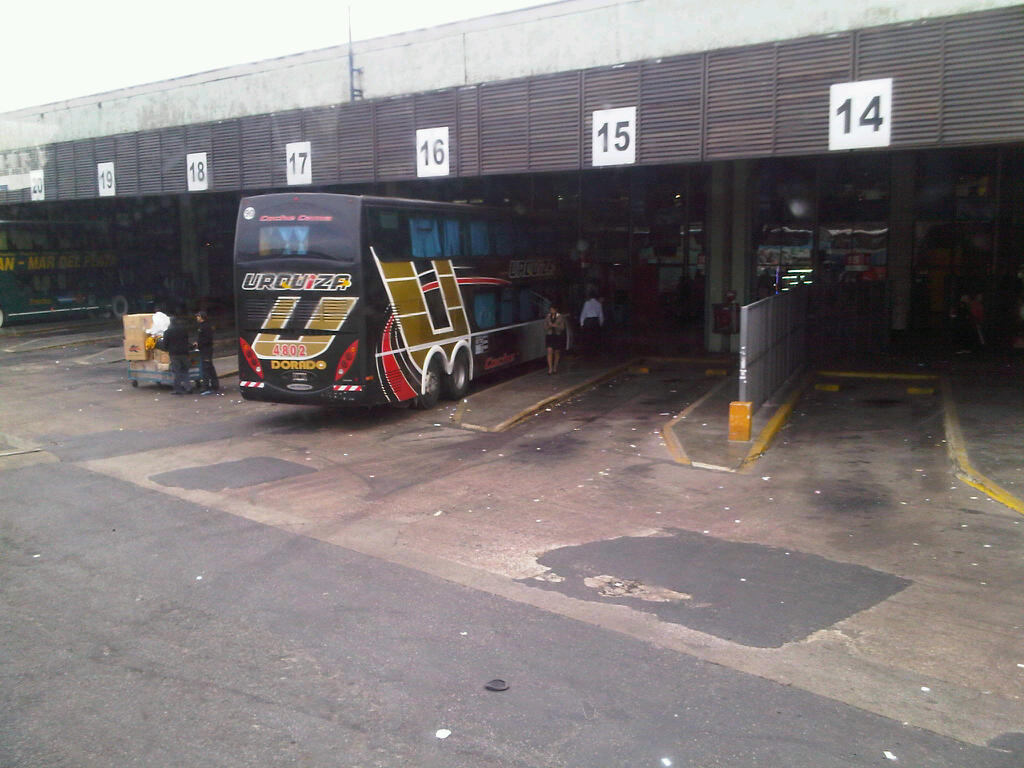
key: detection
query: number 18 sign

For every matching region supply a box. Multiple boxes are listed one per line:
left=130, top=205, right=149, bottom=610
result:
left=829, top=78, right=892, bottom=151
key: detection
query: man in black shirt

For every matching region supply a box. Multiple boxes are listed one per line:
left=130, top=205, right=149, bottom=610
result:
left=194, top=310, right=220, bottom=395
left=162, top=312, right=192, bottom=394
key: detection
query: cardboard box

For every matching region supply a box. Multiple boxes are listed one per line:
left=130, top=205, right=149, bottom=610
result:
left=123, top=313, right=153, bottom=361
left=152, top=349, right=170, bottom=365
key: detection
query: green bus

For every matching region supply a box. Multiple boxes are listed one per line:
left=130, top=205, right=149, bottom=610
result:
left=0, top=219, right=130, bottom=328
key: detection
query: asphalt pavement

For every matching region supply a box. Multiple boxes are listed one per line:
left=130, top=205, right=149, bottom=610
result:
left=2, top=319, right=1023, bottom=766
left=3, top=461, right=1018, bottom=767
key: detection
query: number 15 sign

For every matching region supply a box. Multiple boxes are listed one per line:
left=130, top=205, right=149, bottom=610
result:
left=829, top=78, right=892, bottom=151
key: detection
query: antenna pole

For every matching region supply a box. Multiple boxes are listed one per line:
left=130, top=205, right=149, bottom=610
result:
left=348, top=6, right=363, bottom=101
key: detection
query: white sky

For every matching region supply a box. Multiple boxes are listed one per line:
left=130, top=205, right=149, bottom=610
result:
left=3, top=0, right=549, bottom=113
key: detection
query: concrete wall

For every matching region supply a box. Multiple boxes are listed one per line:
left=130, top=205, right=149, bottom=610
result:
left=1, top=0, right=1019, bottom=152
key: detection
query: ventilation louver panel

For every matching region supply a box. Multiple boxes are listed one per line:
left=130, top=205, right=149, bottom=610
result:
left=211, top=121, right=241, bottom=190
left=338, top=101, right=375, bottom=183
left=943, top=7, right=1024, bottom=143
left=480, top=79, right=528, bottom=174
left=241, top=115, right=272, bottom=189
left=528, top=72, right=580, bottom=171
left=639, top=54, right=702, bottom=164
left=138, top=130, right=162, bottom=195
left=114, top=134, right=139, bottom=195
left=375, top=97, right=416, bottom=180
left=456, top=87, right=480, bottom=177
left=858, top=23, right=942, bottom=148
left=705, top=45, right=775, bottom=159
left=160, top=127, right=186, bottom=193
left=775, top=35, right=852, bottom=155
left=55, top=142, right=75, bottom=200
left=74, top=140, right=96, bottom=198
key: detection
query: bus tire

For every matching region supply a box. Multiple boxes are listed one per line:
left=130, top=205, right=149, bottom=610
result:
left=110, top=295, right=129, bottom=318
left=443, top=352, right=470, bottom=400
left=415, top=358, right=443, bottom=410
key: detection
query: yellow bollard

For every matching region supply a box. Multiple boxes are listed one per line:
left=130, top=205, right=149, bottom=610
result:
left=728, top=401, right=753, bottom=442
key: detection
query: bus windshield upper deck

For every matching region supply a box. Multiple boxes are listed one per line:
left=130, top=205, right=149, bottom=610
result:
left=234, top=193, right=568, bottom=408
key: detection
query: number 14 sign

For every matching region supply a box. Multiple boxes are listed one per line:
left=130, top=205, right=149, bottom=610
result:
left=829, top=79, right=892, bottom=151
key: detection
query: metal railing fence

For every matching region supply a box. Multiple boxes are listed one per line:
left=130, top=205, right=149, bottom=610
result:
left=738, top=287, right=808, bottom=413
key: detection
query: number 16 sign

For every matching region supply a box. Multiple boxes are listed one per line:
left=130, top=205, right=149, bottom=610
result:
left=829, top=79, right=892, bottom=151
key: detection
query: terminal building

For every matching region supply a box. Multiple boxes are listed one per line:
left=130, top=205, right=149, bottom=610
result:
left=1, top=0, right=1022, bottom=353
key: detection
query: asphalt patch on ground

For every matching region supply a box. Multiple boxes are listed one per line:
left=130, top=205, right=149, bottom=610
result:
left=524, top=529, right=911, bottom=648
left=149, top=456, right=317, bottom=491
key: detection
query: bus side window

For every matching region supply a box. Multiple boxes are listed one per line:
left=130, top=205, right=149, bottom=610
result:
left=441, top=217, right=463, bottom=258
left=11, top=228, right=32, bottom=251
left=368, top=210, right=409, bottom=259
left=409, top=216, right=441, bottom=259
left=474, top=291, right=497, bottom=330
left=499, top=287, right=517, bottom=325
left=494, top=221, right=514, bottom=257
left=520, top=289, right=544, bottom=321
left=469, top=220, right=490, bottom=258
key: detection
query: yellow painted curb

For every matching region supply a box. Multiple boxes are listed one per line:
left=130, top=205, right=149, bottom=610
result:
left=457, top=359, right=640, bottom=433
left=940, top=377, right=1024, bottom=516
left=817, top=370, right=939, bottom=381
left=661, top=375, right=733, bottom=466
left=738, top=373, right=813, bottom=473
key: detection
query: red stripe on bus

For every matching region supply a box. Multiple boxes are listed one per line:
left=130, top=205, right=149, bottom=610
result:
left=379, top=315, right=418, bottom=401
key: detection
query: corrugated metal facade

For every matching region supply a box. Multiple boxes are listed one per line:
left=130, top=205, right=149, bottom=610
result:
left=5, top=5, right=1022, bottom=203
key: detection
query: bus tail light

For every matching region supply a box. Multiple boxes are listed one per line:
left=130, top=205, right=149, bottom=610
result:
left=335, top=339, right=359, bottom=381
left=239, top=337, right=263, bottom=379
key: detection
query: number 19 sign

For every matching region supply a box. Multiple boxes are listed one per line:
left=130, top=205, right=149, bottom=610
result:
left=829, top=79, right=892, bottom=151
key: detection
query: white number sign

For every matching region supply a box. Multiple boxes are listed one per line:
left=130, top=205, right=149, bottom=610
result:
left=592, top=107, right=637, bottom=167
left=416, top=127, right=450, bottom=178
left=30, top=169, right=45, bottom=201
left=286, top=142, right=312, bottom=186
left=186, top=152, right=209, bottom=191
left=97, top=162, right=116, bottom=197
left=829, top=79, right=892, bottom=151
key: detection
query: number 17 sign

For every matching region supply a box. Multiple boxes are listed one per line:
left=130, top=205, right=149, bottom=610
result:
left=829, top=78, right=892, bottom=151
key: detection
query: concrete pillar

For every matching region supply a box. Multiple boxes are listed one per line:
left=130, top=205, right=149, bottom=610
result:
left=707, top=162, right=732, bottom=352
left=889, top=153, right=915, bottom=339
left=177, top=195, right=206, bottom=301
left=730, top=160, right=754, bottom=307
left=706, top=160, right=753, bottom=353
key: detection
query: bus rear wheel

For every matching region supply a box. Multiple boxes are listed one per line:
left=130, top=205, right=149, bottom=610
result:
left=110, top=295, right=129, bottom=318
left=415, top=359, right=443, bottom=410
left=443, top=353, right=470, bottom=400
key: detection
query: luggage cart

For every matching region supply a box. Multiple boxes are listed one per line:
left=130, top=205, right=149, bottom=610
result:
left=127, top=354, right=202, bottom=389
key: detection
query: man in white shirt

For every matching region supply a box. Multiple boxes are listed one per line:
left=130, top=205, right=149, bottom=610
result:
left=579, top=294, right=604, bottom=354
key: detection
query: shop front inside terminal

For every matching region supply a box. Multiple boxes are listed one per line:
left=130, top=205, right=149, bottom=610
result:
left=1, top=143, right=1021, bottom=355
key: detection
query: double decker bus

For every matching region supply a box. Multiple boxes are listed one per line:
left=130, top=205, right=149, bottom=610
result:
left=233, top=193, right=569, bottom=407
left=0, top=219, right=126, bottom=328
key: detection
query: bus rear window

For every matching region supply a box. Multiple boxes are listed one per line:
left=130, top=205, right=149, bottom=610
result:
left=235, top=196, right=359, bottom=263
left=259, top=225, right=310, bottom=256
